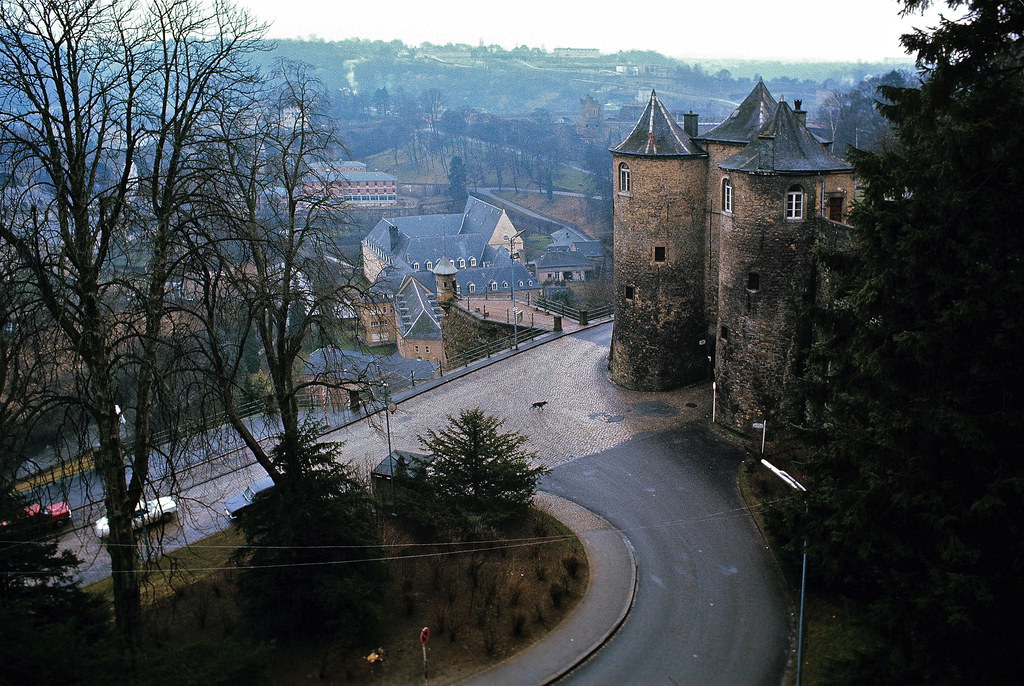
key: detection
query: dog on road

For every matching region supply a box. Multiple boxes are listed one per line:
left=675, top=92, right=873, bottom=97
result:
left=531, top=401, right=548, bottom=410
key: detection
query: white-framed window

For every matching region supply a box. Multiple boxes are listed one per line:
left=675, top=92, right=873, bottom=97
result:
left=459, top=258, right=466, bottom=268
left=470, top=257, right=477, bottom=267
left=502, top=281, right=509, bottom=288
left=618, top=162, right=631, bottom=193
left=468, top=283, right=476, bottom=293
left=490, top=281, right=498, bottom=291
left=518, top=280, right=524, bottom=287
left=412, top=261, right=420, bottom=270
left=722, top=178, right=733, bottom=213
left=785, top=185, right=804, bottom=219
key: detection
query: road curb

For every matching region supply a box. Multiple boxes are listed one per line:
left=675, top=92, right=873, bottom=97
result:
left=457, top=491, right=638, bottom=685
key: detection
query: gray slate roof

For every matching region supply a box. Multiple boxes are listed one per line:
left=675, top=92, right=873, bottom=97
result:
left=532, top=248, right=593, bottom=269
left=364, top=196, right=540, bottom=297
left=395, top=277, right=443, bottom=340
left=304, top=348, right=435, bottom=387
left=699, top=81, right=778, bottom=144
left=611, top=91, right=706, bottom=157
left=718, top=101, right=853, bottom=174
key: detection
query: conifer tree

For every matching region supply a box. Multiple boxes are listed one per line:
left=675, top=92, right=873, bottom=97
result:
left=402, top=409, right=547, bottom=538
left=772, top=2, right=1024, bottom=682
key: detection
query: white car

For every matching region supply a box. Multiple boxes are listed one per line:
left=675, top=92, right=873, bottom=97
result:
left=94, top=496, right=177, bottom=538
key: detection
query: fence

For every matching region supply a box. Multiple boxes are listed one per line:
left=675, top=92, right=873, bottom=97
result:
left=441, top=328, right=547, bottom=374
left=534, top=297, right=613, bottom=324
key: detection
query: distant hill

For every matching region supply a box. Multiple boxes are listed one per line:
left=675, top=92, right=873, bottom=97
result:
left=259, top=39, right=913, bottom=119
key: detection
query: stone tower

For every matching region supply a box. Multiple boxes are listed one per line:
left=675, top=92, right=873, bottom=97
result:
left=432, top=258, right=458, bottom=307
left=608, top=84, right=856, bottom=434
left=694, top=82, right=778, bottom=339
left=713, top=100, right=854, bottom=429
left=609, top=91, right=709, bottom=390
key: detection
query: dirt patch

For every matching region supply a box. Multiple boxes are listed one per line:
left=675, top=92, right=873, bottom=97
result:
left=140, top=509, right=588, bottom=685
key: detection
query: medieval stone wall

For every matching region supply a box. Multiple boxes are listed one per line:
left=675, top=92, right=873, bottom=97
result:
left=610, top=153, right=709, bottom=390
left=714, top=172, right=821, bottom=428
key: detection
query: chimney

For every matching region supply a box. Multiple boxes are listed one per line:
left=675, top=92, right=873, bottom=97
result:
left=757, top=135, right=776, bottom=171
left=683, top=111, right=699, bottom=138
left=793, top=99, right=807, bottom=126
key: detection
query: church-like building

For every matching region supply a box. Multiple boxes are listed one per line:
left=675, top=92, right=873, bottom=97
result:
left=609, top=84, right=855, bottom=431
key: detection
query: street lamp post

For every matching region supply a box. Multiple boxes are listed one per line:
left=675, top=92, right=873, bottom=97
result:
left=760, top=455, right=808, bottom=686
left=509, top=229, right=525, bottom=349
left=381, top=381, right=397, bottom=510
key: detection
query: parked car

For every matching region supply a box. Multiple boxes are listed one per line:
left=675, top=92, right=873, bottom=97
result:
left=94, top=496, right=177, bottom=538
left=1, top=501, right=72, bottom=529
left=224, top=475, right=275, bottom=519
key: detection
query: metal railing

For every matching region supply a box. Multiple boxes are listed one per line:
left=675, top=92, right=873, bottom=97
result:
left=534, top=297, right=612, bottom=324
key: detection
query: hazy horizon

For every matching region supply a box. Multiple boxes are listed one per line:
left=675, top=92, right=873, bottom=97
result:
left=231, top=0, right=951, bottom=63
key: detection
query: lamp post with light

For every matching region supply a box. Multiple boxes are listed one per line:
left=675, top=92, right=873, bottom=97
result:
left=509, top=229, right=525, bottom=349
left=760, top=454, right=809, bottom=686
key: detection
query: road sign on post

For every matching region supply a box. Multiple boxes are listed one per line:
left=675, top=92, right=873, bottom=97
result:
left=420, top=626, right=430, bottom=680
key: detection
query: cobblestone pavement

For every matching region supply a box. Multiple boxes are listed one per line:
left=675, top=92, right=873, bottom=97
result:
left=326, top=321, right=711, bottom=475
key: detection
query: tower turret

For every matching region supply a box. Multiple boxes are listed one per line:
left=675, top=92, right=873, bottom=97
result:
left=609, top=91, right=709, bottom=390
left=714, top=100, right=854, bottom=428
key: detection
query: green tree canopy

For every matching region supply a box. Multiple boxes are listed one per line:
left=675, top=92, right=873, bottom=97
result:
left=448, top=155, right=468, bottom=208
left=400, top=408, right=547, bottom=538
left=233, top=424, right=387, bottom=643
left=772, top=1, right=1024, bottom=682
left=0, top=490, right=122, bottom=683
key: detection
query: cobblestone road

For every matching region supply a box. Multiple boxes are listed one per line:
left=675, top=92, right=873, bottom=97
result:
left=330, top=321, right=711, bottom=475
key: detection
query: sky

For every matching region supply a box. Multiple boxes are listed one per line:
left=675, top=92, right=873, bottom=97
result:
left=230, top=0, right=951, bottom=62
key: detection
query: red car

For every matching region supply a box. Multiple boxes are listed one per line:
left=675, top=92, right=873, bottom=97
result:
left=1, top=501, right=72, bottom=529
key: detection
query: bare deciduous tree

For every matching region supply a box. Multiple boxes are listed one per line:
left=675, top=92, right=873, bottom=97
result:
left=0, top=0, right=264, bottom=652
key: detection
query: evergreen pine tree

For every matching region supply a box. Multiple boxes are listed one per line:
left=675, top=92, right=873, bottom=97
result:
left=773, top=2, right=1024, bottom=682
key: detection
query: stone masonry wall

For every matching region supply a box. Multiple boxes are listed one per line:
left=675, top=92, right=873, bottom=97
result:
left=714, top=172, right=820, bottom=429
left=610, top=153, right=709, bottom=390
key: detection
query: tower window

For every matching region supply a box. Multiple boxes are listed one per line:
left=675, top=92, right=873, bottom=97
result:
left=785, top=185, right=804, bottom=219
left=654, top=246, right=666, bottom=262
left=618, top=162, right=631, bottom=194
left=722, top=178, right=733, bottom=213
left=624, top=285, right=635, bottom=301
left=720, top=325, right=729, bottom=340
left=747, top=272, right=760, bottom=291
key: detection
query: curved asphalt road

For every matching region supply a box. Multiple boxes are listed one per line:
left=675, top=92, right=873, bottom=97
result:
left=544, top=424, right=789, bottom=685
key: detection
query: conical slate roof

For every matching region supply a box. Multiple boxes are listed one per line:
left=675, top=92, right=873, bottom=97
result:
left=700, top=81, right=778, bottom=144
left=611, top=91, right=705, bottom=157
left=718, top=101, right=853, bottom=174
